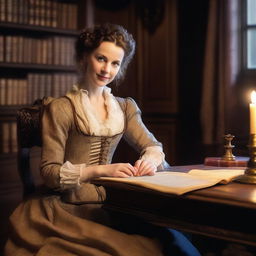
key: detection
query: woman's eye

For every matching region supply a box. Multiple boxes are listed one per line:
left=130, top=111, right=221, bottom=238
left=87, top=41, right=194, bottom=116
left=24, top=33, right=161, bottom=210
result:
left=112, top=62, right=120, bottom=67
left=97, top=56, right=105, bottom=62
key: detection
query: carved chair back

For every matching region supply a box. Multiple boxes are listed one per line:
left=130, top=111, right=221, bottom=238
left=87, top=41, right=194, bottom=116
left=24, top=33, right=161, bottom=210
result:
left=17, top=97, right=54, bottom=197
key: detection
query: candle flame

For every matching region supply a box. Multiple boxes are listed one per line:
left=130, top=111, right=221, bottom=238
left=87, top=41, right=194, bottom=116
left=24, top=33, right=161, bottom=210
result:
left=251, top=91, right=256, bottom=104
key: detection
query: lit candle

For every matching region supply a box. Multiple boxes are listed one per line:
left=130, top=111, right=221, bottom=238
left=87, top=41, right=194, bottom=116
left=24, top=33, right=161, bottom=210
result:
left=250, top=90, right=256, bottom=134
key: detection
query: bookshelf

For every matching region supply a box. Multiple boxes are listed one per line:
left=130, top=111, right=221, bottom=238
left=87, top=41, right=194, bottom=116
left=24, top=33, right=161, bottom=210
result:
left=0, top=0, right=82, bottom=156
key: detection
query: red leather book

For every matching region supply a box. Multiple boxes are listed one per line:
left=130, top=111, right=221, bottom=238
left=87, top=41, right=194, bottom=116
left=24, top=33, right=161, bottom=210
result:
left=204, top=157, right=249, bottom=167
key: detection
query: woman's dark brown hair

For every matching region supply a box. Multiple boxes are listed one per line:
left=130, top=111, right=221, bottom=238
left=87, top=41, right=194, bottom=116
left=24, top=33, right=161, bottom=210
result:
left=75, top=23, right=136, bottom=85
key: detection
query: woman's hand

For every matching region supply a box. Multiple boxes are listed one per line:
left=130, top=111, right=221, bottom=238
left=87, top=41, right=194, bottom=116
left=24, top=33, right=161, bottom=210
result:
left=80, top=160, right=156, bottom=183
left=99, top=163, right=137, bottom=178
left=134, top=159, right=157, bottom=176
left=80, top=163, right=137, bottom=182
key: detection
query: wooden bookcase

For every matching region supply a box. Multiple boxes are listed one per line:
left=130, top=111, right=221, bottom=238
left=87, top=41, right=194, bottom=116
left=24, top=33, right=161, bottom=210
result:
left=0, top=0, right=83, bottom=159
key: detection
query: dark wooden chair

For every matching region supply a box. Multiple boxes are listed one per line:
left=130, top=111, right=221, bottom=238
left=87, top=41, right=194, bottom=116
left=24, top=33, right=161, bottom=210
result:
left=17, top=97, right=54, bottom=198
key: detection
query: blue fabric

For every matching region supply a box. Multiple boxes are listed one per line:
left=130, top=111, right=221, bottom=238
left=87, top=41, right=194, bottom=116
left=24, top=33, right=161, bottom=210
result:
left=165, top=229, right=201, bottom=256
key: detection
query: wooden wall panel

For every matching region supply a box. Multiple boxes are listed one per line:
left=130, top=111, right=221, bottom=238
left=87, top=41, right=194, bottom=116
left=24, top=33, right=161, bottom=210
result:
left=112, top=119, right=177, bottom=166
left=138, top=0, right=178, bottom=114
left=144, top=119, right=177, bottom=165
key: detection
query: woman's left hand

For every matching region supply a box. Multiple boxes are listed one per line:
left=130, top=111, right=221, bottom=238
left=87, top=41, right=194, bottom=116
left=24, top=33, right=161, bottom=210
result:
left=134, top=159, right=157, bottom=176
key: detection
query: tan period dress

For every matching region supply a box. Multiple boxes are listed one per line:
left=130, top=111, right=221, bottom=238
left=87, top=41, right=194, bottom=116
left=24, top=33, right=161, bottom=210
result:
left=4, top=88, right=168, bottom=256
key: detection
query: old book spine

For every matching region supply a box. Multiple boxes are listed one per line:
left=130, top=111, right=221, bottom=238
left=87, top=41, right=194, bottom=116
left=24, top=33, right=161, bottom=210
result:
left=20, top=79, right=28, bottom=105
left=70, top=3, right=77, bottom=29
left=17, top=79, right=22, bottom=105
left=31, top=38, right=37, bottom=64
left=44, top=73, right=52, bottom=97
left=0, top=0, right=6, bottom=22
left=38, top=73, right=45, bottom=98
left=17, top=36, right=24, bottom=63
left=17, top=0, right=24, bottom=24
left=28, top=0, right=36, bottom=25
left=52, top=73, right=60, bottom=97
left=39, top=0, right=46, bottom=26
left=25, top=37, right=33, bottom=64
left=1, top=122, right=10, bottom=153
left=6, top=0, right=13, bottom=22
left=33, top=0, right=40, bottom=26
left=0, top=78, right=6, bottom=105
left=11, top=36, right=18, bottom=63
left=46, top=37, right=52, bottom=65
left=6, top=79, right=13, bottom=105
left=12, top=0, right=18, bottom=23
left=44, top=0, right=51, bottom=27
left=22, top=0, right=29, bottom=24
left=59, top=37, right=66, bottom=66
left=10, top=122, right=17, bottom=153
left=32, top=73, right=40, bottom=101
left=5, top=36, right=12, bottom=62
left=0, top=35, right=4, bottom=62
left=35, top=38, right=42, bottom=64
left=12, top=79, right=18, bottom=105
left=1, top=122, right=11, bottom=153
left=51, top=0, right=57, bottom=27
left=27, top=73, right=34, bottom=104
left=41, top=38, right=48, bottom=65
left=52, top=36, right=60, bottom=65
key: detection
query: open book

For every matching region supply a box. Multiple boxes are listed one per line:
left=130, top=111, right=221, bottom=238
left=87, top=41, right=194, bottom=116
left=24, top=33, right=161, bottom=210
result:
left=95, top=169, right=245, bottom=195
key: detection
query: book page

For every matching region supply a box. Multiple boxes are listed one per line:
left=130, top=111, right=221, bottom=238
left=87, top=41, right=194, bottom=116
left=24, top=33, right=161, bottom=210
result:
left=96, top=169, right=245, bottom=195
left=188, top=169, right=245, bottom=184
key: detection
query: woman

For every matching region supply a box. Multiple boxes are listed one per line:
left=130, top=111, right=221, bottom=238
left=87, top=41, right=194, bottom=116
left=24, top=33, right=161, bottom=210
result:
left=5, top=23, right=200, bottom=256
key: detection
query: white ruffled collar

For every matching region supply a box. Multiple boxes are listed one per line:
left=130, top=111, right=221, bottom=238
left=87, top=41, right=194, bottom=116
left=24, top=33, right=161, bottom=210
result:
left=66, top=85, right=124, bottom=136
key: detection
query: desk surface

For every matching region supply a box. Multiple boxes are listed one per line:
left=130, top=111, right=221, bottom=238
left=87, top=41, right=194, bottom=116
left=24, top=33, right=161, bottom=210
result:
left=92, top=165, right=256, bottom=247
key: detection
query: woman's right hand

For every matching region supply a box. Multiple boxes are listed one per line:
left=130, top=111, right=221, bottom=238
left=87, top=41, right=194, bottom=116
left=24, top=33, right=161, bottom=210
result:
left=99, top=163, right=137, bottom=178
left=80, top=163, right=137, bottom=182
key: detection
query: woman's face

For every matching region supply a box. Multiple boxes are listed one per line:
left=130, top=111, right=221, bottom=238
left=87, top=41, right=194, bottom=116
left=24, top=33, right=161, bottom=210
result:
left=84, top=41, right=125, bottom=88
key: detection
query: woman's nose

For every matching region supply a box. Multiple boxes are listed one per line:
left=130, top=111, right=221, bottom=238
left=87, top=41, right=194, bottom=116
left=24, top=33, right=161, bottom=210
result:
left=101, top=63, right=110, bottom=73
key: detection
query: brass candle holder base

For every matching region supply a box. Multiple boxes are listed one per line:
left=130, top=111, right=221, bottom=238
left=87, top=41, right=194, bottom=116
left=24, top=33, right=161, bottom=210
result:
left=235, top=134, right=256, bottom=184
left=235, top=168, right=256, bottom=184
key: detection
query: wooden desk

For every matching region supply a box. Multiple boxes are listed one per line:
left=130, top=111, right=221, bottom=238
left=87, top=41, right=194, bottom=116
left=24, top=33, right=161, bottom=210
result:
left=92, top=166, right=256, bottom=247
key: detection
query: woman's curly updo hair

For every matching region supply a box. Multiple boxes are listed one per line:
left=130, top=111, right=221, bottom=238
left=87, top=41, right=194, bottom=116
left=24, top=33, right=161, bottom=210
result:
left=75, top=23, right=136, bottom=86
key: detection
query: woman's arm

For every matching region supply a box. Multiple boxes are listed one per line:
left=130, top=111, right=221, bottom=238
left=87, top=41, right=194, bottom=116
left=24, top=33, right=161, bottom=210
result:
left=40, top=98, right=73, bottom=188
left=123, top=98, right=166, bottom=176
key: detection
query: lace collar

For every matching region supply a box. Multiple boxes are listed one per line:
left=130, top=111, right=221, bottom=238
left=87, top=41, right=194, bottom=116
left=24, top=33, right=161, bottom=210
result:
left=65, top=85, right=124, bottom=136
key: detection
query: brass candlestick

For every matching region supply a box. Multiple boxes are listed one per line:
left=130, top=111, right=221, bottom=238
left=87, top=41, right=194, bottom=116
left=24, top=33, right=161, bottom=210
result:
left=235, top=134, right=256, bottom=184
left=222, top=134, right=236, bottom=161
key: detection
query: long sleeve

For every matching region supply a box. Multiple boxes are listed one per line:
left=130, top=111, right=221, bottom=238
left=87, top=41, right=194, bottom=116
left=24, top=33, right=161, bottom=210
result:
left=40, top=98, right=73, bottom=189
left=140, top=146, right=164, bottom=167
left=123, top=98, right=165, bottom=167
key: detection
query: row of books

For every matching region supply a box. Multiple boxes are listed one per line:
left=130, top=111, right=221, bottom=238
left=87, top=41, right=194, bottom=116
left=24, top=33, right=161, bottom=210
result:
left=0, top=73, right=77, bottom=105
left=0, top=0, right=78, bottom=30
left=0, top=35, right=76, bottom=66
left=0, top=121, right=17, bottom=154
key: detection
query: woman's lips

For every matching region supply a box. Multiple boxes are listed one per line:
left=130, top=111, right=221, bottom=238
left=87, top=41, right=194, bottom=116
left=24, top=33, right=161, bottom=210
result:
left=97, top=74, right=110, bottom=81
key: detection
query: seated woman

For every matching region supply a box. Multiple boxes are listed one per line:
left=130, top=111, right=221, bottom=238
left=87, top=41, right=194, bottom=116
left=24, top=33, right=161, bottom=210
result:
left=5, top=23, right=201, bottom=256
